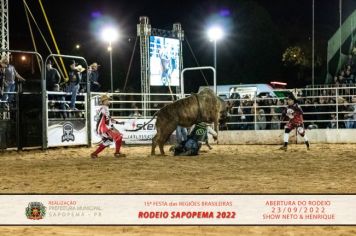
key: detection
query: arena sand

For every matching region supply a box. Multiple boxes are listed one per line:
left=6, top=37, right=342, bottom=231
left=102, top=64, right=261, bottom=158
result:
left=0, top=144, right=355, bottom=235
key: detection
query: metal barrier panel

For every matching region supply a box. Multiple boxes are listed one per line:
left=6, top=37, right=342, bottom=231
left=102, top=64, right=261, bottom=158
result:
left=19, top=92, right=42, bottom=148
left=43, top=54, right=90, bottom=148
left=46, top=91, right=88, bottom=147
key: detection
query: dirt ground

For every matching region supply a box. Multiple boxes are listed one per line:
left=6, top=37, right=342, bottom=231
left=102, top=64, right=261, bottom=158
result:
left=0, top=144, right=355, bottom=235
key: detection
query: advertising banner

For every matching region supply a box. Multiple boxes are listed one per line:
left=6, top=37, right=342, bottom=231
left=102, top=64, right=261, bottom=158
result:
left=1, top=195, right=355, bottom=225
left=91, top=97, right=157, bottom=145
left=91, top=116, right=157, bottom=145
left=47, top=120, right=88, bottom=147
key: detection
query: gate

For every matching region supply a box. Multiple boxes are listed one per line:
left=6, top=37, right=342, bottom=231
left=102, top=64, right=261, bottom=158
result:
left=0, top=49, right=43, bottom=150
left=43, top=54, right=90, bottom=148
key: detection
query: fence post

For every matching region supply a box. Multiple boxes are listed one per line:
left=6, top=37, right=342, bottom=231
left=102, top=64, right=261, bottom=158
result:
left=254, top=92, right=257, bottom=130
left=336, top=87, right=339, bottom=130
left=16, top=83, right=22, bottom=151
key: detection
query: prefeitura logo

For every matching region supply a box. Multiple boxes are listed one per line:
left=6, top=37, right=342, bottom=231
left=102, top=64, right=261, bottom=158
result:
left=25, top=202, right=46, bottom=220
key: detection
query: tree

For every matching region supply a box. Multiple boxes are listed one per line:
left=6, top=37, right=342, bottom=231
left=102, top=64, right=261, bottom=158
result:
left=282, top=45, right=322, bottom=86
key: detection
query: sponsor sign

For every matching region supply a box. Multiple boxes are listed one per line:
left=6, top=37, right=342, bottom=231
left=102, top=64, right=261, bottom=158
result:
left=0, top=195, right=355, bottom=225
left=91, top=97, right=157, bottom=145
left=48, top=120, right=88, bottom=147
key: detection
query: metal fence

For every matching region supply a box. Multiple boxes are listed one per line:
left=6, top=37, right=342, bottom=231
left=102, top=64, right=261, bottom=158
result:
left=225, top=86, right=356, bottom=130
left=89, top=87, right=356, bottom=131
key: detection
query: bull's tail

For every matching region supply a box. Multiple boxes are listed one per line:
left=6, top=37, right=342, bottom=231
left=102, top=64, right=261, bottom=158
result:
left=125, top=111, right=159, bottom=132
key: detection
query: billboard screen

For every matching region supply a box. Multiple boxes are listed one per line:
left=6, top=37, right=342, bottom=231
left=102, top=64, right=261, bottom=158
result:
left=149, top=36, right=180, bottom=86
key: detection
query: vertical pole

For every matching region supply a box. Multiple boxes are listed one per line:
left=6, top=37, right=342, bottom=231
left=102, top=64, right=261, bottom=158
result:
left=86, top=64, right=91, bottom=147
left=110, top=41, right=113, bottom=93
left=16, top=83, right=20, bottom=150
left=312, top=0, right=315, bottom=88
left=42, top=57, right=47, bottom=150
left=214, top=40, right=217, bottom=75
left=339, top=0, right=342, bottom=66
left=214, top=40, right=217, bottom=93
left=336, top=87, right=339, bottom=130
left=254, top=92, right=257, bottom=131
left=0, top=0, right=10, bottom=57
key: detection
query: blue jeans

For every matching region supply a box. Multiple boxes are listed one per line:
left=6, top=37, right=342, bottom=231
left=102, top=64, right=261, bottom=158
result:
left=176, top=126, right=187, bottom=143
left=344, top=119, right=354, bottom=129
left=184, top=139, right=199, bottom=155
left=67, top=82, right=79, bottom=109
left=3, top=82, right=16, bottom=103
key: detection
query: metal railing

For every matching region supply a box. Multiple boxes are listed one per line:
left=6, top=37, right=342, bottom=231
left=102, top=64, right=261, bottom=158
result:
left=43, top=54, right=89, bottom=149
left=91, top=87, right=356, bottom=131
left=225, top=86, right=356, bottom=130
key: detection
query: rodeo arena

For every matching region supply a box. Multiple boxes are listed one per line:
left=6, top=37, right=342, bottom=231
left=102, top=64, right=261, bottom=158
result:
left=1, top=2, right=356, bottom=193
left=1, top=1, right=356, bottom=234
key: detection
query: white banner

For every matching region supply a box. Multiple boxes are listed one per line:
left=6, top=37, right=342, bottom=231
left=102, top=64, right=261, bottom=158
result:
left=116, top=118, right=157, bottom=144
left=90, top=97, right=157, bottom=144
left=0, top=195, right=355, bottom=225
left=91, top=118, right=157, bottom=145
left=47, top=121, right=88, bottom=147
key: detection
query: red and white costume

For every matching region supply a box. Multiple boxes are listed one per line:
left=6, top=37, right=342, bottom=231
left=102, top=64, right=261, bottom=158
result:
left=280, top=97, right=310, bottom=150
left=93, top=105, right=123, bottom=156
left=282, top=103, right=305, bottom=136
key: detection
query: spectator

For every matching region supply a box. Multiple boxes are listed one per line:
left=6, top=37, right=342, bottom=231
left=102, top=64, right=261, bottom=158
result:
left=346, top=54, right=354, bottom=68
left=344, top=66, right=353, bottom=84
left=46, top=60, right=61, bottom=91
left=129, top=104, right=142, bottom=117
left=88, top=62, right=101, bottom=92
left=275, top=99, right=284, bottom=114
left=255, top=108, right=267, bottom=130
left=341, top=100, right=354, bottom=128
left=67, top=60, right=84, bottom=110
left=242, top=96, right=253, bottom=130
left=327, top=114, right=337, bottom=129
left=225, top=93, right=240, bottom=130
left=334, top=70, right=345, bottom=85
left=46, top=61, right=66, bottom=119
left=0, top=56, right=26, bottom=107
left=270, top=107, right=280, bottom=130
left=237, top=103, right=247, bottom=130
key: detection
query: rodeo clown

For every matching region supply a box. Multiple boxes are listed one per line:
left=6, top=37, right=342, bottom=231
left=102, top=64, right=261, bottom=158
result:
left=280, top=94, right=310, bottom=151
left=171, top=122, right=218, bottom=156
left=91, top=94, right=125, bottom=158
